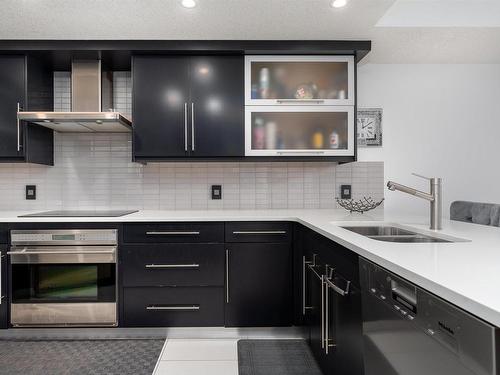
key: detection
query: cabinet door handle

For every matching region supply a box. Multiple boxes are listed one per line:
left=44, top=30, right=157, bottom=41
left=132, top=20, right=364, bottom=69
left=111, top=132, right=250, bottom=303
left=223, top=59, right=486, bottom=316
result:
left=146, top=305, right=200, bottom=311
left=145, top=264, right=200, bottom=269
left=232, top=230, right=287, bottom=235
left=302, top=256, right=313, bottom=315
left=324, top=281, right=338, bottom=354
left=17, top=103, right=22, bottom=152
left=191, top=102, right=195, bottom=151
left=276, top=151, right=325, bottom=155
left=308, top=263, right=322, bottom=281
left=184, top=102, right=188, bottom=151
left=0, top=253, right=2, bottom=304
left=225, top=249, right=230, bottom=304
left=325, top=277, right=351, bottom=297
left=145, top=231, right=200, bottom=235
left=276, top=99, right=325, bottom=104
left=321, top=274, right=325, bottom=349
left=325, top=277, right=329, bottom=353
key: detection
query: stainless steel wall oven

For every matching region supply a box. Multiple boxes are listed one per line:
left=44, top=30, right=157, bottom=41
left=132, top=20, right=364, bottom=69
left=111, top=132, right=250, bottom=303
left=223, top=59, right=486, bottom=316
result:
left=9, top=229, right=118, bottom=327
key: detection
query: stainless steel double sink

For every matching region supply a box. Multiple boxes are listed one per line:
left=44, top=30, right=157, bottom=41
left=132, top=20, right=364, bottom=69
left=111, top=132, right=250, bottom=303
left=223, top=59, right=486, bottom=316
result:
left=341, top=226, right=452, bottom=243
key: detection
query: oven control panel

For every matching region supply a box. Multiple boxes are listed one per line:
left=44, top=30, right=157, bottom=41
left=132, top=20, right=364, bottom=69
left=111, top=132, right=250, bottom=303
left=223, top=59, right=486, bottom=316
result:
left=11, top=229, right=118, bottom=246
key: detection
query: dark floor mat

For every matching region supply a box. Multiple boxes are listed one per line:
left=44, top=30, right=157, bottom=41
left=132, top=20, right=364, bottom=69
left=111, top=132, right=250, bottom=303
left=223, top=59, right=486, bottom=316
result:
left=0, top=339, right=164, bottom=375
left=238, top=339, right=323, bottom=375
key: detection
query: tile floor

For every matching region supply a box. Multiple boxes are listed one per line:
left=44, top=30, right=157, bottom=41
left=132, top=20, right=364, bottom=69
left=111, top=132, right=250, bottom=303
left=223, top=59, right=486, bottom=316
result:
left=153, top=339, right=239, bottom=375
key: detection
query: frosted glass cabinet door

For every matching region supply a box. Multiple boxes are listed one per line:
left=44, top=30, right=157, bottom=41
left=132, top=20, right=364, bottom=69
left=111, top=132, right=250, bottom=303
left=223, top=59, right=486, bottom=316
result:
left=245, top=106, right=354, bottom=156
left=245, top=56, right=355, bottom=106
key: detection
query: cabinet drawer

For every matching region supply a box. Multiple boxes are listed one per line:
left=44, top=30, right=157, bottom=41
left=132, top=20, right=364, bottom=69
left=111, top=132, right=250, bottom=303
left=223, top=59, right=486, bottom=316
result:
left=225, top=222, right=291, bottom=243
left=121, top=244, right=225, bottom=287
left=123, top=223, right=224, bottom=243
left=122, top=287, right=224, bottom=327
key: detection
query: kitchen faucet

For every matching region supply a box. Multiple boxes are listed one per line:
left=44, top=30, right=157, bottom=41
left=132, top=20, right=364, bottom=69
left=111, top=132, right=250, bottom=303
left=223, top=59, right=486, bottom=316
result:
left=387, top=173, right=443, bottom=230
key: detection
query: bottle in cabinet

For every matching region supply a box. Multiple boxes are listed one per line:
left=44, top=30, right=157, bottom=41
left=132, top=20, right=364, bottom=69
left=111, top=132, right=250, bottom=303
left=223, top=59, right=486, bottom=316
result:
left=253, top=117, right=265, bottom=149
left=312, top=129, right=324, bottom=149
left=329, top=130, right=340, bottom=149
left=265, top=121, right=277, bottom=150
left=259, top=68, right=270, bottom=99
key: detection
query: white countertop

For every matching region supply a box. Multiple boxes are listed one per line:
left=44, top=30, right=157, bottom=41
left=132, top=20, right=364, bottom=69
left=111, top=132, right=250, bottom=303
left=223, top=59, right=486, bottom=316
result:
left=2, top=208, right=500, bottom=327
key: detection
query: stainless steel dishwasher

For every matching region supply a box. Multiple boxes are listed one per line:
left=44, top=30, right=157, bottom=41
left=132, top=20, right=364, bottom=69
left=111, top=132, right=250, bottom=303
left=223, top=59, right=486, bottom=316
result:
left=360, top=258, right=499, bottom=375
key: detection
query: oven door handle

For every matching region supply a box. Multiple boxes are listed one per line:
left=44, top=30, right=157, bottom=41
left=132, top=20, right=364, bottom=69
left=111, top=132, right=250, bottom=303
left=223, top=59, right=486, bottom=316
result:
left=7, top=250, right=116, bottom=255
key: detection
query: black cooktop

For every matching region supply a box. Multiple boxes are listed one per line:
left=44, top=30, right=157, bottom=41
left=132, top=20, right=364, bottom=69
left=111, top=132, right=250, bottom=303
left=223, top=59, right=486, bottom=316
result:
left=18, top=210, right=139, bottom=218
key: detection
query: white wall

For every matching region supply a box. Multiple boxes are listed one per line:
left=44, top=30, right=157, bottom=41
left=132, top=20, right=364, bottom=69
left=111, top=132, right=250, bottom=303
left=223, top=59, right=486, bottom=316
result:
left=357, top=63, right=500, bottom=218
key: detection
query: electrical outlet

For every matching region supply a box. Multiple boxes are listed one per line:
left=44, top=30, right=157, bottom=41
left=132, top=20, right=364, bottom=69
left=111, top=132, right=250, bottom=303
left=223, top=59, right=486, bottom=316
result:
left=211, top=185, right=222, bottom=200
left=340, top=185, right=352, bottom=199
left=26, top=185, right=36, bottom=200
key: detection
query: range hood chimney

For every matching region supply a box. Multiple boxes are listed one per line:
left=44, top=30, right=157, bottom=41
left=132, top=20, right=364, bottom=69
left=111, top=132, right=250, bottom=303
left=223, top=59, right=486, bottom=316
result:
left=17, top=60, right=132, bottom=133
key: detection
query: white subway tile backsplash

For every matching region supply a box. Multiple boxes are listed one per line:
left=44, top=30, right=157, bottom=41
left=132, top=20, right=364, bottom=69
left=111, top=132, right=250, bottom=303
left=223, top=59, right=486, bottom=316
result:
left=0, top=133, right=384, bottom=211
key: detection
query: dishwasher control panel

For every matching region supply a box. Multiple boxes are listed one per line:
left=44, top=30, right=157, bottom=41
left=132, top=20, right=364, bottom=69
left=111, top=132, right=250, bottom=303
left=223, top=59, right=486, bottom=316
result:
left=361, top=258, right=418, bottom=320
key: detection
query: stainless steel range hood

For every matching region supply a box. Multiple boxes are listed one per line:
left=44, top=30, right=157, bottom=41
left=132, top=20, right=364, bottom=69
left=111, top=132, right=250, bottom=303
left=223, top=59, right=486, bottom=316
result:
left=17, top=60, right=132, bottom=133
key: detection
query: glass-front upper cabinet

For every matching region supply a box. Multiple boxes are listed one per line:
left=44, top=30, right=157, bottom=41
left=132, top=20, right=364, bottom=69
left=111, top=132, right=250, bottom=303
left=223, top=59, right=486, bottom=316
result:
left=245, top=106, right=354, bottom=156
left=245, top=56, right=355, bottom=106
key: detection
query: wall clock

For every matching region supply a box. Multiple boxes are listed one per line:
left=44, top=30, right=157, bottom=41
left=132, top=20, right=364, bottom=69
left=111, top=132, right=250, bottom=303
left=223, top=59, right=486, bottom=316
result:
left=357, top=108, right=383, bottom=147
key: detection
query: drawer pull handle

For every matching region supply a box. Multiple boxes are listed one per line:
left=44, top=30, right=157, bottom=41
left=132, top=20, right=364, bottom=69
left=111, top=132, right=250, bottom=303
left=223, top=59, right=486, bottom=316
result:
left=146, top=231, right=200, bottom=235
left=145, top=264, right=200, bottom=269
left=146, top=305, right=200, bottom=311
left=232, top=231, right=287, bottom=235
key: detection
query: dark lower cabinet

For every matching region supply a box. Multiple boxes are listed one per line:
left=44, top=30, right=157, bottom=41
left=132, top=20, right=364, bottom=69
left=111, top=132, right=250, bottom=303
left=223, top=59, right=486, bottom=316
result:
left=306, top=250, right=324, bottom=362
left=302, top=226, right=364, bottom=375
left=122, top=222, right=224, bottom=243
left=121, top=244, right=225, bottom=287
left=123, top=286, right=224, bottom=327
left=322, top=283, right=363, bottom=375
left=225, top=242, right=292, bottom=326
left=0, top=246, right=7, bottom=329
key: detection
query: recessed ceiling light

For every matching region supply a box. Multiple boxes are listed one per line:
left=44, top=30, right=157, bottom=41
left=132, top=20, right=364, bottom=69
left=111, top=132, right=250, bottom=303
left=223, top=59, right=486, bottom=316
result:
left=331, top=0, right=347, bottom=8
left=181, top=0, right=196, bottom=8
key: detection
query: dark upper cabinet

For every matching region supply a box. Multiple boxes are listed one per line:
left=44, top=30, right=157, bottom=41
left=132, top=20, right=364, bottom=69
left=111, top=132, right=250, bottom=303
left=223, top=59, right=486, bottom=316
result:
left=189, top=56, right=244, bottom=157
left=132, top=55, right=244, bottom=160
left=0, top=56, right=54, bottom=165
left=132, top=56, right=190, bottom=158
left=0, top=56, right=25, bottom=160
left=225, top=242, right=292, bottom=327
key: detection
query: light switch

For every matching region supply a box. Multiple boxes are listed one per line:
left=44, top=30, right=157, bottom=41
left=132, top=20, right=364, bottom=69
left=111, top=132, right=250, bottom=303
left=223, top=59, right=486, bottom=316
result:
left=26, top=185, right=36, bottom=200
left=340, top=185, right=352, bottom=199
left=211, top=185, right=222, bottom=200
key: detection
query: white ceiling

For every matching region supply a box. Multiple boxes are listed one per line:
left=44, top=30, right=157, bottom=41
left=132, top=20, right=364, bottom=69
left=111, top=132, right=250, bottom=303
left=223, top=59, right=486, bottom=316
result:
left=0, top=0, right=499, bottom=63
left=378, top=0, right=500, bottom=27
